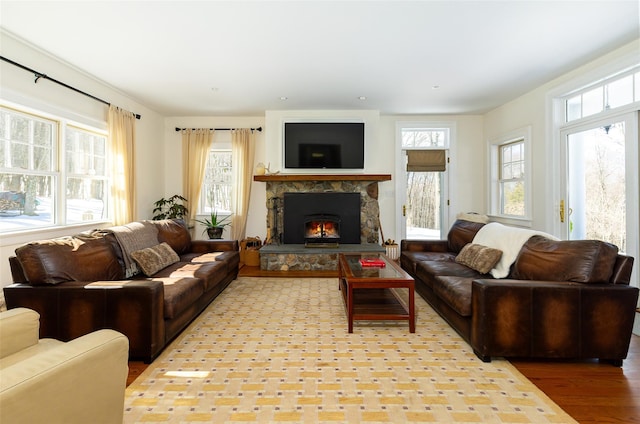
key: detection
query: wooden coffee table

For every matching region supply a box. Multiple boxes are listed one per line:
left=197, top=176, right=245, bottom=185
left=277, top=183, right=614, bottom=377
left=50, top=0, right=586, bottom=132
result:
left=338, top=253, right=415, bottom=333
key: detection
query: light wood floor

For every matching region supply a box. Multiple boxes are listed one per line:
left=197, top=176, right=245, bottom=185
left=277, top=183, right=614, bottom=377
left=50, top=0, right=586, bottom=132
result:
left=128, top=266, right=640, bottom=423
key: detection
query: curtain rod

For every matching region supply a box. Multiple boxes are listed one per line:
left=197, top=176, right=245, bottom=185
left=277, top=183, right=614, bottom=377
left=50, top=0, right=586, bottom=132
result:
left=1, top=55, right=141, bottom=120
left=175, top=127, right=262, bottom=132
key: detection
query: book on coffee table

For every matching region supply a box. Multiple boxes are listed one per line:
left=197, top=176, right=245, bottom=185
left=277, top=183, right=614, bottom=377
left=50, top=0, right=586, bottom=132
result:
left=359, top=258, right=386, bottom=267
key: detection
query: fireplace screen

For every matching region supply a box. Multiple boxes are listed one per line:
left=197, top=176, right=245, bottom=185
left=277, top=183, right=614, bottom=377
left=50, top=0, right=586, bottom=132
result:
left=304, top=214, right=340, bottom=244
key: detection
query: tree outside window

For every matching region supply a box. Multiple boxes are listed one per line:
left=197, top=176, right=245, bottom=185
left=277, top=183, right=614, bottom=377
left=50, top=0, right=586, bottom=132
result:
left=499, top=140, right=525, bottom=216
left=0, top=105, right=108, bottom=232
left=199, top=149, right=232, bottom=214
left=489, top=126, right=531, bottom=222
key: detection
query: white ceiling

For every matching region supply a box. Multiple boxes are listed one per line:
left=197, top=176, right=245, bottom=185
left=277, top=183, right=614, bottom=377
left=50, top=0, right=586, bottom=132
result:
left=1, top=1, right=638, bottom=116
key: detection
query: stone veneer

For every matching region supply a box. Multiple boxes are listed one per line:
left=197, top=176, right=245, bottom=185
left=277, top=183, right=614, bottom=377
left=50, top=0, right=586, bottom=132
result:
left=259, top=243, right=385, bottom=271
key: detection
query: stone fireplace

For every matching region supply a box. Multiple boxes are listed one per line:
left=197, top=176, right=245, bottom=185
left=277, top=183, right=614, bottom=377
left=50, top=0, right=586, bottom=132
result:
left=253, top=174, right=391, bottom=271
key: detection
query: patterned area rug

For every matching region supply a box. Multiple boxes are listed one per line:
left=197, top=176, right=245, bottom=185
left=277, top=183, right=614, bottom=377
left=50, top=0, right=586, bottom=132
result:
left=124, top=277, right=576, bottom=423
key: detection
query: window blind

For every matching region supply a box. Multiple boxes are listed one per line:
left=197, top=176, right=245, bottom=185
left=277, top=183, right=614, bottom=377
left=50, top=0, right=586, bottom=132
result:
left=406, top=150, right=446, bottom=172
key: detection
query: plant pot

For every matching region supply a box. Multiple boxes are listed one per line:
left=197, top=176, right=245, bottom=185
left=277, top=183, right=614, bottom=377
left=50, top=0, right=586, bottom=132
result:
left=207, top=226, right=224, bottom=239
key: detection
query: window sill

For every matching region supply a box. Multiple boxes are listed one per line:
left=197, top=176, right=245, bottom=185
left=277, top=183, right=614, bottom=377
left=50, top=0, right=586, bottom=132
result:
left=486, top=215, right=533, bottom=228
left=0, top=220, right=112, bottom=247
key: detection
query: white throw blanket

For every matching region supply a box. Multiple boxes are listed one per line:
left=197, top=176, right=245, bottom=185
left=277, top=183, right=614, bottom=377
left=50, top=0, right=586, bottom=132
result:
left=472, top=222, right=558, bottom=278
left=106, top=222, right=159, bottom=277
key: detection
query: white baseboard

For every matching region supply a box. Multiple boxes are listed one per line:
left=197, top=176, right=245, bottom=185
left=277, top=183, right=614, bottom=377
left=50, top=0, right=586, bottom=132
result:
left=634, top=311, right=640, bottom=336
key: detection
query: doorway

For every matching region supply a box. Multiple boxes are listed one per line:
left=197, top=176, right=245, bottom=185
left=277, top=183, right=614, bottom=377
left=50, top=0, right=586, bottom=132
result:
left=396, top=123, right=452, bottom=240
left=559, top=112, right=638, bottom=289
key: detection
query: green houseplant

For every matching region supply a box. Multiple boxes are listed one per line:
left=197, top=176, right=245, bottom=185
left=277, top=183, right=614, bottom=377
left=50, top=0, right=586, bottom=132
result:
left=195, top=211, right=232, bottom=239
left=152, top=194, right=188, bottom=220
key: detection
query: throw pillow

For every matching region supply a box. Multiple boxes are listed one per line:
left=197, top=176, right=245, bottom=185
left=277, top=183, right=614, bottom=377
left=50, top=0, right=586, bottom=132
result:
left=130, top=242, right=180, bottom=276
left=455, top=243, right=503, bottom=274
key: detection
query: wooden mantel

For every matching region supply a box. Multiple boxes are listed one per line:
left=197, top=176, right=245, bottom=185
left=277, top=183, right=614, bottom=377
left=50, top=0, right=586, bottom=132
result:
left=254, top=174, right=391, bottom=182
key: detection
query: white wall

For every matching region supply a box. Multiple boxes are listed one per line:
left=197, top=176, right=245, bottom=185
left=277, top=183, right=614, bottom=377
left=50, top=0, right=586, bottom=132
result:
left=0, top=32, right=165, bottom=288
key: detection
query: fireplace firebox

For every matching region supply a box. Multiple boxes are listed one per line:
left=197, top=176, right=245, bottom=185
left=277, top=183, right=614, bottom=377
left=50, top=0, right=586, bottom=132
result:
left=304, top=214, right=341, bottom=245
left=283, top=192, right=361, bottom=245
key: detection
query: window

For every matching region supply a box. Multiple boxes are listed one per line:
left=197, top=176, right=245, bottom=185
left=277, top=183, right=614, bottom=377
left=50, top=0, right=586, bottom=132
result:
left=489, top=127, right=531, bottom=221
left=199, top=149, right=232, bottom=214
left=65, top=126, right=108, bottom=223
left=0, top=105, right=108, bottom=233
left=498, top=140, right=525, bottom=216
left=401, top=127, right=448, bottom=148
left=565, top=68, right=640, bottom=122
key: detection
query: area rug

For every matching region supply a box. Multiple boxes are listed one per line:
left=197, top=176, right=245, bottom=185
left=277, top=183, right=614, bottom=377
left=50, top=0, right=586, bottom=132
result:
left=124, top=277, right=576, bottom=423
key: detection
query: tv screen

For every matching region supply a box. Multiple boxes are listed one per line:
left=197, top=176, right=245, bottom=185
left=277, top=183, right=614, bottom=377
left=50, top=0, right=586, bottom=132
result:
left=284, top=122, right=364, bottom=169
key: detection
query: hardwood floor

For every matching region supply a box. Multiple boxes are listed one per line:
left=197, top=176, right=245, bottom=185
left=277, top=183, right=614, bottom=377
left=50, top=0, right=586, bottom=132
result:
left=127, top=266, right=640, bottom=423
left=510, top=334, right=640, bottom=424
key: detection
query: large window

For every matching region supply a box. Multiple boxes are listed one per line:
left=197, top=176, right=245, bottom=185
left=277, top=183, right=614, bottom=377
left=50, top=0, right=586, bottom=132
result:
left=199, top=149, right=232, bottom=214
left=0, top=105, right=108, bottom=233
left=488, top=127, right=531, bottom=221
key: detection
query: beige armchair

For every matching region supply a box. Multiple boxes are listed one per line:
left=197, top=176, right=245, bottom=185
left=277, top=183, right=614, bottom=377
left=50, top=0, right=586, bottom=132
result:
left=0, top=308, right=129, bottom=424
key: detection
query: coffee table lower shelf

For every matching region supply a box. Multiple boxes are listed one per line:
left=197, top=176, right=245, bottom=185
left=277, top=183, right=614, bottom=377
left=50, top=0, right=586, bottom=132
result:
left=339, top=279, right=415, bottom=333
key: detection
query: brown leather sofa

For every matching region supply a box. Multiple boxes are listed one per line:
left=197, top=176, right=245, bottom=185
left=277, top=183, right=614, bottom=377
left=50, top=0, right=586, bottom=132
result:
left=401, top=219, right=638, bottom=366
left=4, top=219, right=239, bottom=362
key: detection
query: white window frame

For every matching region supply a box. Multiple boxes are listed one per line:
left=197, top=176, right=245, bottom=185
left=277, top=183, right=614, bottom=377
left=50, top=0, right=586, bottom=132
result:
left=0, top=103, right=109, bottom=234
left=198, top=148, right=233, bottom=215
left=488, top=126, right=532, bottom=226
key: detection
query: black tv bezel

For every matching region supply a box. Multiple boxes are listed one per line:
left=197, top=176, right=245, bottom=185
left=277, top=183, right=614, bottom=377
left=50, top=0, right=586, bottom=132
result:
left=283, top=122, right=365, bottom=170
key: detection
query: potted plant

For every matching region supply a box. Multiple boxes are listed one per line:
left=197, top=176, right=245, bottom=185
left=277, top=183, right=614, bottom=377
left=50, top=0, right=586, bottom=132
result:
left=152, top=195, right=188, bottom=220
left=195, top=211, right=232, bottom=239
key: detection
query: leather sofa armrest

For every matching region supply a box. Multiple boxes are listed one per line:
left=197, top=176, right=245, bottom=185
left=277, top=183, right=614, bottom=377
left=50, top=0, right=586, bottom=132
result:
left=0, top=308, right=40, bottom=358
left=4, top=280, right=165, bottom=362
left=470, top=279, right=639, bottom=362
left=190, top=239, right=239, bottom=253
left=0, top=329, right=129, bottom=424
left=401, top=239, right=449, bottom=252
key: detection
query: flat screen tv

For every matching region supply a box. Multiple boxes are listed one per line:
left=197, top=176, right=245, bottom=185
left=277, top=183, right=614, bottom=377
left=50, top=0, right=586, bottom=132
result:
left=284, top=122, right=365, bottom=169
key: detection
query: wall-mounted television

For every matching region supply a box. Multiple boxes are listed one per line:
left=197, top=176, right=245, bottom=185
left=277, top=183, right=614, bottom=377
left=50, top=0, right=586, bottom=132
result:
left=284, top=122, right=365, bottom=169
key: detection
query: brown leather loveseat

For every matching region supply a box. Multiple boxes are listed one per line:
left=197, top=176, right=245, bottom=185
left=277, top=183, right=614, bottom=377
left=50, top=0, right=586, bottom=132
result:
left=4, top=219, right=239, bottom=362
left=401, top=218, right=638, bottom=366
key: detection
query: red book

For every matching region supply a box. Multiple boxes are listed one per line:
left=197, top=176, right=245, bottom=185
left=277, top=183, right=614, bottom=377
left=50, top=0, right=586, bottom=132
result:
left=359, top=258, right=386, bottom=267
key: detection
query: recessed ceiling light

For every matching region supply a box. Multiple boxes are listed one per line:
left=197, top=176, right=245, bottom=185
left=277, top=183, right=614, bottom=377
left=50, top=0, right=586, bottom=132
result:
left=432, top=85, right=440, bottom=90
left=211, top=87, right=219, bottom=92
left=279, top=96, right=288, bottom=101
left=358, top=96, right=367, bottom=100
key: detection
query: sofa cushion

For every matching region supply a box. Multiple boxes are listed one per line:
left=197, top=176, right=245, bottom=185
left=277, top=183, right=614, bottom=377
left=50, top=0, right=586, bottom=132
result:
left=447, top=219, right=486, bottom=253
left=130, top=242, right=180, bottom=276
left=471, top=222, right=558, bottom=279
left=512, top=236, right=619, bottom=283
left=149, top=219, right=191, bottom=255
left=415, top=260, right=487, bottom=289
left=15, top=234, right=124, bottom=285
left=400, top=251, right=456, bottom=276
left=153, top=261, right=227, bottom=292
left=432, top=276, right=474, bottom=317
left=158, top=277, right=205, bottom=319
left=455, top=243, right=503, bottom=274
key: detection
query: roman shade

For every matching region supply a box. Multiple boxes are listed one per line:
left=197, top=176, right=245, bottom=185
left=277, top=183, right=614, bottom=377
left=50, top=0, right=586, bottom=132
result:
left=406, top=149, right=446, bottom=172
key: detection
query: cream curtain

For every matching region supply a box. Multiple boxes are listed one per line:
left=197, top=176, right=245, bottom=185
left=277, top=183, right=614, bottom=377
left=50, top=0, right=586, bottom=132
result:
left=182, top=129, right=214, bottom=227
left=108, top=105, right=136, bottom=225
left=406, top=149, right=447, bottom=172
left=230, top=128, right=256, bottom=240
